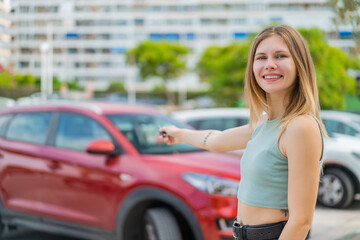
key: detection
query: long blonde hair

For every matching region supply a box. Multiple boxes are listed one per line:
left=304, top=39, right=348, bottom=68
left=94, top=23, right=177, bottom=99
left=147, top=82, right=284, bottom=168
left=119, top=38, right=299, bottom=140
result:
left=245, top=25, right=327, bottom=136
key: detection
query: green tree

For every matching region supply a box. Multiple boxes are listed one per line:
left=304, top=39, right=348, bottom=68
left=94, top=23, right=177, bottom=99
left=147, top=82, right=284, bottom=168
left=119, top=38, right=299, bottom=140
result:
left=0, top=70, right=15, bottom=89
left=105, top=80, right=126, bottom=93
left=327, top=0, right=360, bottom=56
left=126, top=41, right=189, bottom=104
left=198, top=28, right=358, bottom=109
left=299, top=27, right=357, bottom=109
left=197, top=42, right=251, bottom=107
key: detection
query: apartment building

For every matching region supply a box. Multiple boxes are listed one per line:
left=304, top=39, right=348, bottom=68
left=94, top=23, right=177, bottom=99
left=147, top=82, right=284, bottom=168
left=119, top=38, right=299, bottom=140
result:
left=7, top=0, right=355, bottom=90
left=0, top=0, right=10, bottom=68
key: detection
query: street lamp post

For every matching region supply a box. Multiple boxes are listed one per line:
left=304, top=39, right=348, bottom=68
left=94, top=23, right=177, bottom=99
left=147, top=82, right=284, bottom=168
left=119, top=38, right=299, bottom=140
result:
left=40, top=23, right=53, bottom=102
left=40, top=42, right=49, bottom=101
left=47, top=23, right=53, bottom=97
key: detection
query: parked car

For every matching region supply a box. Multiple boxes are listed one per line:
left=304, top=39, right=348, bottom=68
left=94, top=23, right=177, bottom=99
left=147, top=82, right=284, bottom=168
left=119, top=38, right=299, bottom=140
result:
left=321, top=110, right=360, bottom=138
left=0, top=97, right=16, bottom=108
left=172, top=108, right=360, bottom=208
left=172, top=108, right=250, bottom=131
left=0, top=102, right=241, bottom=240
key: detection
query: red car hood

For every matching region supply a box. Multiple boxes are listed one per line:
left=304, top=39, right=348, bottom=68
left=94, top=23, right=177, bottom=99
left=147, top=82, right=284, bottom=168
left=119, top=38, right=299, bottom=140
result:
left=143, top=151, right=241, bottom=179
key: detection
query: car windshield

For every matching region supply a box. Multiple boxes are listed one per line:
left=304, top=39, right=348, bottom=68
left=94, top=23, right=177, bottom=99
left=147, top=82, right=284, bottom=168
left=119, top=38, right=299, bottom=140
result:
left=106, top=113, right=203, bottom=154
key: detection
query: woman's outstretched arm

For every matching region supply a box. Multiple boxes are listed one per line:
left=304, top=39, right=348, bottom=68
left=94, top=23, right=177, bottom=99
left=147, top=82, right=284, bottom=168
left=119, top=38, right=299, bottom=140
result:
left=159, top=124, right=254, bottom=152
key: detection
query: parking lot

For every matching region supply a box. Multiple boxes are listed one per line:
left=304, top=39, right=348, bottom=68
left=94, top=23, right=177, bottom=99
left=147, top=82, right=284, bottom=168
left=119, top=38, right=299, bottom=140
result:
left=2, top=196, right=360, bottom=240
left=311, top=195, right=360, bottom=240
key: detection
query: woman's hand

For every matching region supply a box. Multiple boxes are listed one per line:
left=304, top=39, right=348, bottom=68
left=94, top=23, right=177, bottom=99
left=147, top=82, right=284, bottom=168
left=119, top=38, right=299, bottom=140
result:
left=158, top=125, right=184, bottom=145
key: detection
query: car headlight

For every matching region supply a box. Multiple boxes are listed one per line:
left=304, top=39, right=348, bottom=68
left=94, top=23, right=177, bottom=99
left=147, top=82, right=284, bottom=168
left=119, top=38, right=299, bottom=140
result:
left=352, top=152, right=360, bottom=160
left=182, top=172, right=239, bottom=196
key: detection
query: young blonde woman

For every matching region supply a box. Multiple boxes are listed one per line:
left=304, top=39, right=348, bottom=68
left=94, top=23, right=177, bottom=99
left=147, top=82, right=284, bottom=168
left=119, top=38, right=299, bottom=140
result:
left=159, top=25, right=326, bottom=240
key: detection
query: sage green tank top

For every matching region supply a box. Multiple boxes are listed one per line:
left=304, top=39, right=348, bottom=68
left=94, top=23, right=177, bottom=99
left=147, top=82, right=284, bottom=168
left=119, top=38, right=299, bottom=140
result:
left=237, top=116, right=324, bottom=209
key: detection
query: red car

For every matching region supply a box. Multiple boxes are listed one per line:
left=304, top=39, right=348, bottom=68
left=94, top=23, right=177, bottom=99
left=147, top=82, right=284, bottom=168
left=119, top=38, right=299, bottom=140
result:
left=0, top=102, right=241, bottom=240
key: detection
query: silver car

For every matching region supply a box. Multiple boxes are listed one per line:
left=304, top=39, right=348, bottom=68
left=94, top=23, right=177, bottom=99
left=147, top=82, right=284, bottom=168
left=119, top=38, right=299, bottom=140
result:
left=321, top=110, right=360, bottom=138
left=172, top=108, right=360, bottom=208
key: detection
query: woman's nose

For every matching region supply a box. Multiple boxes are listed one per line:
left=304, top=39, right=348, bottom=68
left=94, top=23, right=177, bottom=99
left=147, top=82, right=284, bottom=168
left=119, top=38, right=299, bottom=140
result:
left=265, top=57, right=277, bottom=69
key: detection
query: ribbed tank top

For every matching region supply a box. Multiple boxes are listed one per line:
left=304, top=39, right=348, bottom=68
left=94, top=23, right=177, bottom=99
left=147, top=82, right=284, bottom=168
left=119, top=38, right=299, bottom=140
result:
left=237, top=116, right=324, bottom=209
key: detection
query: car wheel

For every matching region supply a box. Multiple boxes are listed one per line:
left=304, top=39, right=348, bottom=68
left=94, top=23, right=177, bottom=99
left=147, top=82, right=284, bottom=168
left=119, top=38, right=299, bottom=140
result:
left=144, top=208, right=182, bottom=240
left=318, top=168, right=354, bottom=208
left=0, top=210, right=4, bottom=236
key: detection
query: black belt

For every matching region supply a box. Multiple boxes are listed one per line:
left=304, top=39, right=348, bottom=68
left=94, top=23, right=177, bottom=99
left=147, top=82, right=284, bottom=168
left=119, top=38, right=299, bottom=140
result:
left=233, top=220, right=287, bottom=240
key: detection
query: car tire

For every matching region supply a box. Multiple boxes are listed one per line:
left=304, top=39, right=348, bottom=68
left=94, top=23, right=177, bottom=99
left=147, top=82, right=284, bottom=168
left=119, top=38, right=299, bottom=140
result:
left=0, top=210, right=4, bottom=236
left=318, top=168, right=355, bottom=208
left=144, top=208, right=182, bottom=240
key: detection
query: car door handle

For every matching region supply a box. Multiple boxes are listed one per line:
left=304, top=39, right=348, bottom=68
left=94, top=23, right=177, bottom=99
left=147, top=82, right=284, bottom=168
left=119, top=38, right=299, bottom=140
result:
left=47, top=160, right=61, bottom=170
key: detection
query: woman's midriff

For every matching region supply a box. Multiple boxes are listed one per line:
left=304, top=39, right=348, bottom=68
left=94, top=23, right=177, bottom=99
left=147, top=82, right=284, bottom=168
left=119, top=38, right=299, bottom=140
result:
left=237, top=200, right=289, bottom=225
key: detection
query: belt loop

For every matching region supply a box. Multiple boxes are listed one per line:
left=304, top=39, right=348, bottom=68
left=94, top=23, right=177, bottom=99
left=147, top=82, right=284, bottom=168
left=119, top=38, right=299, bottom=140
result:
left=242, top=224, right=247, bottom=240
left=233, top=221, right=244, bottom=240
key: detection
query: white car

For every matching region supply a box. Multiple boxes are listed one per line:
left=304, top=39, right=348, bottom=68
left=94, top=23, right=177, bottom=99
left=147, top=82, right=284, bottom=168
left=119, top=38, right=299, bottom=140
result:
left=171, top=108, right=250, bottom=131
left=171, top=108, right=360, bottom=208
left=321, top=110, right=360, bottom=138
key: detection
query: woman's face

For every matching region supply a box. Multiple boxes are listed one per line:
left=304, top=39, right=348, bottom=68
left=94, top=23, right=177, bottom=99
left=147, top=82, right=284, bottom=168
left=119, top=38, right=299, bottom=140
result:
left=252, top=35, right=297, bottom=96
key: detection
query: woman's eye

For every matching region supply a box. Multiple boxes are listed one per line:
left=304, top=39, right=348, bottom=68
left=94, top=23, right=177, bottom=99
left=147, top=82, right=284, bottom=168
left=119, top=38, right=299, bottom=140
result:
left=256, top=56, right=266, bottom=60
left=277, top=54, right=287, bottom=58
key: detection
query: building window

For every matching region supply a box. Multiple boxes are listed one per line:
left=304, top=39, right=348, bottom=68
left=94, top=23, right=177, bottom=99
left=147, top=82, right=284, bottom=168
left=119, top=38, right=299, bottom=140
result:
left=234, top=32, right=248, bottom=40
left=84, top=48, right=96, bottom=54
left=53, top=48, right=63, bottom=54
left=186, top=33, right=195, bottom=40
left=149, top=33, right=162, bottom=41
left=134, top=19, right=144, bottom=26
left=66, top=32, right=80, bottom=39
left=34, top=34, right=46, bottom=40
left=101, top=48, right=111, bottom=54
left=35, top=6, right=46, bottom=13
left=339, top=31, right=353, bottom=39
left=19, top=61, right=29, bottom=68
left=19, top=5, right=30, bottom=13
left=68, top=48, right=78, bottom=54
left=20, top=48, right=32, bottom=54
left=111, top=47, right=127, bottom=54
left=232, top=18, right=246, bottom=25
left=269, top=16, right=283, bottom=23
left=166, top=33, right=180, bottom=41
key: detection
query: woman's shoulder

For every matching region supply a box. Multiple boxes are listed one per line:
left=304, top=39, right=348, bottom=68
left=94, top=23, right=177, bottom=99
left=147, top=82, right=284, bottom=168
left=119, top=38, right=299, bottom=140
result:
left=284, top=114, right=321, bottom=140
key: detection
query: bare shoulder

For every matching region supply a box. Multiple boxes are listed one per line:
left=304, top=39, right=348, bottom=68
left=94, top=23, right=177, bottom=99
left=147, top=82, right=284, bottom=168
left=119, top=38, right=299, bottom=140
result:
left=285, top=115, right=320, bottom=139
left=281, top=115, right=322, bottom=159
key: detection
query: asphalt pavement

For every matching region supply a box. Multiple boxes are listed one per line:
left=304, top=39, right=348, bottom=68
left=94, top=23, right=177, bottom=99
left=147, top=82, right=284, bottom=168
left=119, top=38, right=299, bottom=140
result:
left=311, top=195, right=360, bottom=240
left=2, top=196, right=360, bottom=240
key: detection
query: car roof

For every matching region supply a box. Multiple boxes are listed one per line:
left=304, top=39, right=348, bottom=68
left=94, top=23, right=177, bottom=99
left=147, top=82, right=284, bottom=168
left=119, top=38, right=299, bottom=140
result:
left=320, top=110, right=360, bottom=122
left=0, top=101, right=160, bottom=115
left=171, top=108, right=250, bottom=121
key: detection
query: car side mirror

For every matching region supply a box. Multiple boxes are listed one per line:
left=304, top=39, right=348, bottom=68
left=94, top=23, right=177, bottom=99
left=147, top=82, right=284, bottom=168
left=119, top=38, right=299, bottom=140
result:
left=86, top=139, right=115, bottom=155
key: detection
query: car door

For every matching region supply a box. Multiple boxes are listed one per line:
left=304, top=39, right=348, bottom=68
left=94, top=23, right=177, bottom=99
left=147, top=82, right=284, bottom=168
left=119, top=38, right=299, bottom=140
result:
left=41, top=112, right=122, bottom=229
left=0, top=111, right=52, bottom=216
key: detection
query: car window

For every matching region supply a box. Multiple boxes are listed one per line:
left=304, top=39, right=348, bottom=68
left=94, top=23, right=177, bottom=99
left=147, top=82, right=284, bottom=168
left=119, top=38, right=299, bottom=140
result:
left=188, top=118, right=248, bottom=131
left=6, top=112, right=52, bottom=145
left=55, top=113, right=112, bottom=151
left=323, top=119, right=358, bottom=137
left=106, top=113, right=202, bottom=154
left=0, top=114, right=12, bottom=137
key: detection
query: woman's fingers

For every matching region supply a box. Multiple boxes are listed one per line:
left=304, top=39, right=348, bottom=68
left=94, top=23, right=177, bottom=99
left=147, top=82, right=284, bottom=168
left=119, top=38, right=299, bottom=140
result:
left=158, top=126, right=179, bottom=145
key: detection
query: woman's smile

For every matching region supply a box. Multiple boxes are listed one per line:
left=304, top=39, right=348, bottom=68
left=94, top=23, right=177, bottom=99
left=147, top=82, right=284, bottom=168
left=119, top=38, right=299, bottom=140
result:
left=263, top=74, right=283, bottom=82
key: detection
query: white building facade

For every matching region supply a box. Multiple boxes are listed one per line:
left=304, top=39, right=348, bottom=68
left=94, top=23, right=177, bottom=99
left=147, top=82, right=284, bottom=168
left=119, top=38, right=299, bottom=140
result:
left=7, top=0, right=355, bottom=90
left=0, top=0, right=11, bottom=68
